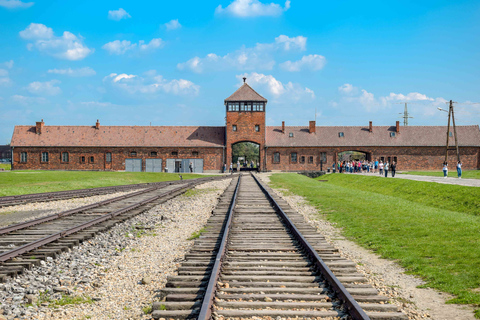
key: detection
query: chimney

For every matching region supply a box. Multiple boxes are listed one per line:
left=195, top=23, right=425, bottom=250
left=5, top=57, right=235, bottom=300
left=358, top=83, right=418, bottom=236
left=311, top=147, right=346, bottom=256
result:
left=282, top=121, right=285, bottom=134
left=396, top=121, right=400, bottom=133
left=309, top=120, right=316, bottom=134
left=369, top=121, right=373, bottom=133
left=36, top=119, right=44, bottom=135
left=95, top=119, right=100, bottom=130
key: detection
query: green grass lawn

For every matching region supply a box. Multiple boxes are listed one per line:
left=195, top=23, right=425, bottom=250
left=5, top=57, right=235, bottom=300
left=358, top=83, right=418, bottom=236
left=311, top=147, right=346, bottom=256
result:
left=269, top=173, right=480, bottom=317
left=0, top=171, right=209, bottom=197
left=0, top=164, right=11, bottom=170
left=402, top=169, right=480, bottom=179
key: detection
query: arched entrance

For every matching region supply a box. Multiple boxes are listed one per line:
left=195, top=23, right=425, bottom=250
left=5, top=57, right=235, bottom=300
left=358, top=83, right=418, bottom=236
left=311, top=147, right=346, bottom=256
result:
left=232, top=141, right=260, bottom=171
left=337, top=150, right=371, bottom=162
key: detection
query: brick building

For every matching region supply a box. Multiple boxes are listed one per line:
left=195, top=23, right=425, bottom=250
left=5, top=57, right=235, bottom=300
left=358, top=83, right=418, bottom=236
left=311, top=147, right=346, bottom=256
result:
left=10, top=81, right=480, bottom=172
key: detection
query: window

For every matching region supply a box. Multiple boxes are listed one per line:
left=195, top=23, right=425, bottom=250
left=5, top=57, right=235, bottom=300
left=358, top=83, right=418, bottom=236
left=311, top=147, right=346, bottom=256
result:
left=390, top=132, right=396, bottom=137
left=388, top=157, right=391, bottom=163
left=300, top=156, right=305, bottom=163
left=393, top=156, right=398, bottom=163
left=245, top=103, right=251, bottom=111
left=308, top=156, right=313, bottom=164
left=62, top=152, right=69, bottom=163
left=240, top=103, right=245, bottom=111
left=259, top=103, right=264, bottom=111
left=255, top=125, right=260, bottom=132
left=171, top=151, right=178, bottom=157
left=130, top=151, right=137, bottom=156
left=449, top=132, right=453, bottom=137
left=273, top=152, right=280, bottom=163
left=291, top=152, right=297, bottom=163
left=106, top=152, right=112, bottom=163
left=41, top=152, right=49, bottom=162
left=320, top=152, right=327, bottom=163
left=380, top=157, right=385, bottom=162
left=81, top=156, right=85, bottom=163
left=192, top=151, right=199, bottom=156
left=289, top=132, right=294, bottom=137
left=89, top=156, right=94, bottom=163
left=228, top=103, right=233, bottom=112
left=339, top=132, right=344, bottom=137
left=20, top=152, right=27, bottom=163
left=232, top=125, right=237, bottom=132
left=150, top=152, right=157, bottom=156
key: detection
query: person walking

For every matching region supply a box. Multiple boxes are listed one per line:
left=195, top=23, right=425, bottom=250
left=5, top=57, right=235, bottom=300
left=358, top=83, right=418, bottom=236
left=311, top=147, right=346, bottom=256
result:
left=456, top=161, right=462, bottom=179
left=374, top=159, right=378, bottom=173
left=384, top=161, right=389, bottom=177
left=443, top=162, right=448, bottom=178
left=229, top=163, right=233, bottom=174
left=223, top=163, right=227, bottom=173
left=237, top=160, right=240, bottom=172
left=189, top=161, right=193, bottom=173
left=379, top=161, right=384, bottom=176
left=391, top=161, right=396, bottom=177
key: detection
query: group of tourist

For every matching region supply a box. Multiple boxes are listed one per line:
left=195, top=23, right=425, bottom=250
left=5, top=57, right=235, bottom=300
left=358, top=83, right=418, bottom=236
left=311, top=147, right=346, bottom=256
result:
left=443, top=161, right=463, bottom=178
left=333, top=159, right=397, bottom=177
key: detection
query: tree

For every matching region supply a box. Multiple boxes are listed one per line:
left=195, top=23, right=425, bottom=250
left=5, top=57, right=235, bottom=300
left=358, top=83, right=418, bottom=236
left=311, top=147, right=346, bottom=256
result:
left=232, top=142, right=259, bottom=165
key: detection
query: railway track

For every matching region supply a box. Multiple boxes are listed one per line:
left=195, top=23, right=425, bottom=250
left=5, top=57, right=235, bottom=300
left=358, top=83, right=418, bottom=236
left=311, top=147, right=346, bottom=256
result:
left=0, top=177, right=208, bottom=208
left=152, top=174, right=407, bottom=320
left=0, top=176, right=226, bottom=282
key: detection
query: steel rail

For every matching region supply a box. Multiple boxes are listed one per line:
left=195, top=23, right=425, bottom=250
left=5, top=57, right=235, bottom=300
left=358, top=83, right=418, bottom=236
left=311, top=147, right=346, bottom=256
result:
left=0, top=182, right=194, bottom=263
left=197, top=175, right=241, bottom=320
left=251, top=173, right=371, bottom=320
left=0, top=185, right=163, bottom=235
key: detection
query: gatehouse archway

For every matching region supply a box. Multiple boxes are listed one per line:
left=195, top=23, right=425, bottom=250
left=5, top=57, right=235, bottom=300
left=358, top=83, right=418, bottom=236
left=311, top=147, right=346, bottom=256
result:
left=232, top=141, right=260, bottom=172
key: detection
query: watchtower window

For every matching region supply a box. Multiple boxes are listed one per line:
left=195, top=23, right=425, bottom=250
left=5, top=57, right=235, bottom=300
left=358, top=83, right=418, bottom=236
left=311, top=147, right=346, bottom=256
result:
left=255, top=125, right=260, bottom=132
left=232, top=125, right=237, bottom=132
left=245, top=103, right=251, bottom=111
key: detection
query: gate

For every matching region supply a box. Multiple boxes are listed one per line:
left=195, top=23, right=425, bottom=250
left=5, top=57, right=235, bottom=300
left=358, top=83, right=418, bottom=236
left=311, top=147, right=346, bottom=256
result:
left=125, top=159, right=142, bottom=172
left=145, top=159, right=162, bottom=172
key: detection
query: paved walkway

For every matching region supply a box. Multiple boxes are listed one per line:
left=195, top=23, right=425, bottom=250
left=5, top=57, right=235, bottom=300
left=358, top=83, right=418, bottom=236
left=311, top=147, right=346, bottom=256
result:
left=351, top=172, right=480, bottom=187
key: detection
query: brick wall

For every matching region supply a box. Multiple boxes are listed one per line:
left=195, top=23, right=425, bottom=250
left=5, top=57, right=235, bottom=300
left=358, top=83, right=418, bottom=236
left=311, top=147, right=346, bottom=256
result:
left=12, top=147, right=224, bottom=171
left=226, top=110, right=266, bottom=170
left=266, top=146, right=480, bottom=171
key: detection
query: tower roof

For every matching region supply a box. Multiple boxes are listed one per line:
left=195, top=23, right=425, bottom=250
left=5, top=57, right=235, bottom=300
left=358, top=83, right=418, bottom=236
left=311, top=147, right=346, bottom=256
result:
left=225, top=83, right=267, bottom=103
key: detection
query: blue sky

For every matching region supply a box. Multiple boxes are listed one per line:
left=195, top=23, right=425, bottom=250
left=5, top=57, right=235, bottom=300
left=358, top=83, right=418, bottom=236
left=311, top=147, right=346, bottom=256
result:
left=0, top=0, right=479, bottom=144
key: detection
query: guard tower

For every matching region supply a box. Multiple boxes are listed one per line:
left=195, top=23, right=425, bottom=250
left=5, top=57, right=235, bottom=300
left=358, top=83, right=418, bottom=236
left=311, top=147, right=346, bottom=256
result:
left=224, top=78, right=267, bottom=171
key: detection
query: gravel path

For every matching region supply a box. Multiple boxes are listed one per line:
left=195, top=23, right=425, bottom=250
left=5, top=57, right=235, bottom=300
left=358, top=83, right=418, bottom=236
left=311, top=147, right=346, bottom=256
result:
left=0, top=190, right=143, bottom=227
left=258, top=173, right=476, bottom=320
left=0, top=178, right=231, bottom=320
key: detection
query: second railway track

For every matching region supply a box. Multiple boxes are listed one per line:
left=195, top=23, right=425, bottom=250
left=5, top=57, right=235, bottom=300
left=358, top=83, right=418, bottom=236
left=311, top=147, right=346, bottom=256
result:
left=152, top=174, right=407, bottom=320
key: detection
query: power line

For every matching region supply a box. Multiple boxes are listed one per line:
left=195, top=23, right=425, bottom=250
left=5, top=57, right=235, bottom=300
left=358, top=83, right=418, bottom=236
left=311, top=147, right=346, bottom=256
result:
left=394, top=102, right=414, bottom=126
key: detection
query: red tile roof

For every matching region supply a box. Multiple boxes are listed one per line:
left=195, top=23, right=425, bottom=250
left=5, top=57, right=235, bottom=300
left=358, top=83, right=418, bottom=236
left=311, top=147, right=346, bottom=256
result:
left=11, top=126, right=225, bottom=148
left=224, top=83, right=267, bottom=102
left=265, top=125, right=480, bottom=147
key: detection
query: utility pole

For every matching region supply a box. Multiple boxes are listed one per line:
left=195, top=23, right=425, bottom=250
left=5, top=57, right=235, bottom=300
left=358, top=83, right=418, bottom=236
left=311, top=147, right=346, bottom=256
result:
left=444, top=100, right=460, bottom=164
left=398, top=102, right=414, bottom=126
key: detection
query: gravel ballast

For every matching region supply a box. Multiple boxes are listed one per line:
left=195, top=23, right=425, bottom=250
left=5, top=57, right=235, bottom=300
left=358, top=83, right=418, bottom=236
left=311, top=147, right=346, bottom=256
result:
left=0, top=178, right=231, bottom=320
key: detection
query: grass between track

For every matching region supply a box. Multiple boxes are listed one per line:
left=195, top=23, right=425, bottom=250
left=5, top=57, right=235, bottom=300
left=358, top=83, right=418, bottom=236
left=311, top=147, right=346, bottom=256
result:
left=269, top=173, right=480, bottom=317
left=402, top=170, right=480, bottom=179
left=0, top=171, right=211, bottom=197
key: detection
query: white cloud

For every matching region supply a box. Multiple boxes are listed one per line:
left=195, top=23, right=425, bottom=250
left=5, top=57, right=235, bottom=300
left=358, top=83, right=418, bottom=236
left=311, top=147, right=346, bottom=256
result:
left=11, top=94, right=47, bottom=105
left=80, top=101, right=119, bottom=108
left=108, top=8, right=131, bottom=21
left=0, top=0, right=34, bottom=9
left=165, top=19, right=181, bottom=30
left=0, top=69, right=10, bottom=86
left=27, top=80, right=61, bottom=96
left=3, top=60, right=14, bottom=68
left=103, top=72, right=199, bottom=96
left=215, top=0, right=290, bottom=17
left=178, top=35, right=307, bottom=73
left=236, top=72, right=315, bottom=101
left=280, top=54, right=326, bottom=72
left=0, top=69, right=8, bottom=77
left=338, top=83, right=356, bottom=94
left=102, top=38, right=163, bottom=55
left=19, top=23, right=92, bottom=60
left=47, top=67, right=96, bottom=77
left=274, top=35, right=306, bottom=51
left=382, top=92, right=434, bottom=102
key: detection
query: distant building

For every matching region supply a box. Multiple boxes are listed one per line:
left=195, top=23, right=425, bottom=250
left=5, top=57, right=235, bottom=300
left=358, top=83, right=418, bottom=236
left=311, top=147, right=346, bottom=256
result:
left=0, top=145, right=11, bottom=162
left=10, top=81, right=480, bottom=172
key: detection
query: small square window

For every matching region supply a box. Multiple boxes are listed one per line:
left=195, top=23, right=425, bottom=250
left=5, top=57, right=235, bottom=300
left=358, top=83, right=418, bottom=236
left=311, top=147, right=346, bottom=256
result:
left=273, top=152, right=280, bottom=163
left=62, top=152, right=69, bottom=163
left=130, top=151, right=137, bottom=156
left=232, top=125, right=237, bottom=132
left=171, top=151, right=178, bottom=157
left=291, top=152, right=297, bottom=163
left=89, top=156, right=94, bottom=163
left=106, top=152, right=112, bottom=163
left=308, top=156, right=313, bottom=164
left=339, top=132, right=344, bottom=137
left=192, top=151, right=199, bottom=156
left=393, top=156, right=398, bottom=163
left=150, top=151, right=157, bottom=156
left=289, top=132, right=293, bottom=137
left=255, top=125, right=260, bottom=132
left=41, top=152, right=49, bottom=162
left=81, top=156, right=86, bottom=163
left=20, top=152, right=27, bottom=163
left=390, top=132, right=396, bottom=137
left=300, top=156, right=305, bottom=163
left=449, top=132, right=453, bottom=137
